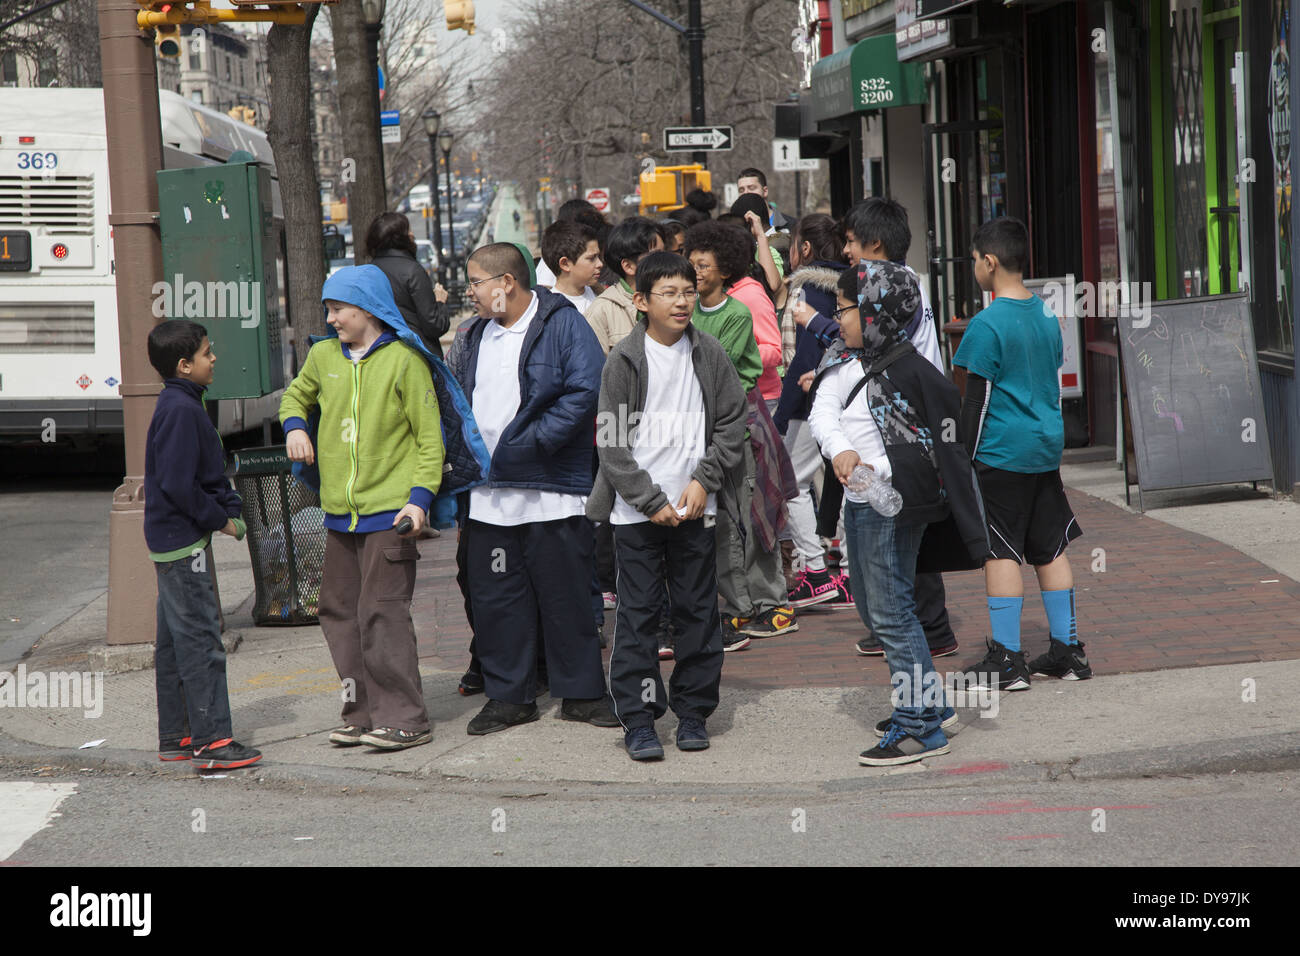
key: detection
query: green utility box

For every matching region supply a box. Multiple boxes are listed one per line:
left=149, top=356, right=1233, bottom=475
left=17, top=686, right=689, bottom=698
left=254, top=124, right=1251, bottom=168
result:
left=157, top=161, right=284, bottom=399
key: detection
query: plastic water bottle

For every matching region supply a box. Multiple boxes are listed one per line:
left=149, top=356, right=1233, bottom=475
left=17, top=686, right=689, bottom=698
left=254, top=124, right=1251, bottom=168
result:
left=844, top=464, right=903, bottom=517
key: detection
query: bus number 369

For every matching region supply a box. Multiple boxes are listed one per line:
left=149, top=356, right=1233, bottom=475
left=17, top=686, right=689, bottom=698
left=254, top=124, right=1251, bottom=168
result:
left=15, top=151, right=58, bottom=170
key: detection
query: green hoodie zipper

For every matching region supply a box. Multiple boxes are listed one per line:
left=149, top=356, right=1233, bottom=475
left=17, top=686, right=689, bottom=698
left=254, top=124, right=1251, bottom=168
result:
left=345, top=356, right=361, bottom=529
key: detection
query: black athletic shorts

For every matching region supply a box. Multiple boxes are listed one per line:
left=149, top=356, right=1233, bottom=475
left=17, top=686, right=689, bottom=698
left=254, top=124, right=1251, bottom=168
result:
left=974, top=462, right=1082, bottom=565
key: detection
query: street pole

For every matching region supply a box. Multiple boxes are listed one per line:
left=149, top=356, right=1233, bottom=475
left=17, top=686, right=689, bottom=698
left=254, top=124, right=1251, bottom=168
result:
left=428, top=138, right=443, bottom=283
left=442, top=149, right=456, bottom=278
left=99, top=0, right=165, bottom=646
left=686, top=0, right=705, bottom=167
left=365, top=19, right=387, bottom=202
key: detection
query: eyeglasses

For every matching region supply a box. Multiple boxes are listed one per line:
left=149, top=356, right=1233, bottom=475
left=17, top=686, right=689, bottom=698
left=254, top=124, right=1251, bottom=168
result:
left=648, top=289, right=699, bottom=303
left=830, top=304, right=857, bottom=321
left=467, top=272, right=505, bottom=289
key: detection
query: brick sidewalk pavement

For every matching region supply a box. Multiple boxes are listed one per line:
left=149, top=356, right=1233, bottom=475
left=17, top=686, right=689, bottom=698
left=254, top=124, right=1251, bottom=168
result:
left=411, top=488, right=1300, bottom=689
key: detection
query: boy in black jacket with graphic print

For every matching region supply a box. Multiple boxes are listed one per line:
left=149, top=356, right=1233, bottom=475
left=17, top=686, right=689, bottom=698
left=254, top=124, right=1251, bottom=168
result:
left=808, top=261, right=986, bottom=768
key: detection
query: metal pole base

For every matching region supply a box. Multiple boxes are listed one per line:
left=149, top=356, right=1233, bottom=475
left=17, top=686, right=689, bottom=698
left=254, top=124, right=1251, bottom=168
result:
left=106, top=477, right=156, bottom=646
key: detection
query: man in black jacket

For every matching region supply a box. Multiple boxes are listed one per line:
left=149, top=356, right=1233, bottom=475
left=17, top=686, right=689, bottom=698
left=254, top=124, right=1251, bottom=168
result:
left=809, top=261, right=987, bottom=768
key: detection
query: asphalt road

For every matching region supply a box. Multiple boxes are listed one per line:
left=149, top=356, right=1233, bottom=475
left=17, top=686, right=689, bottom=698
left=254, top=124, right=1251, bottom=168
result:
left=0, top=475, right=116, bottom=669
left=2, top=763, right=1293, bottom=868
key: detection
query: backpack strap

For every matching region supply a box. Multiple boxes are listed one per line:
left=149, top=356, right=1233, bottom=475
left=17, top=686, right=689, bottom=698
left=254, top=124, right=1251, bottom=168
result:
left=843, top=340, right=914, bottom=408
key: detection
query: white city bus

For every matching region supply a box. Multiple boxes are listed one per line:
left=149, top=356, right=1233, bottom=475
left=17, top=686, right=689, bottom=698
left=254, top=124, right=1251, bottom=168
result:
left=0, top=88, right=293, bottom=445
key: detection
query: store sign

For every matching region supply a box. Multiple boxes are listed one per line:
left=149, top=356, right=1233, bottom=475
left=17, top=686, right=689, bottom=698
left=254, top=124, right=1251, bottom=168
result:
left=895, top=0, right=952, bottom=62
left=840, top=0, right=891, bottom=18
left=810, top=33, right=927, bottom=121
left=914, top=0, right=977, bottom=17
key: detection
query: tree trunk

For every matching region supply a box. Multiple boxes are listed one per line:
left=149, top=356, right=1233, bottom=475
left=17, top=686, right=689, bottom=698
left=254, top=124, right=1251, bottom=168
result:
left=329, top=0, right=386, bottom=263
left=267, top=4, right=325, bottom=368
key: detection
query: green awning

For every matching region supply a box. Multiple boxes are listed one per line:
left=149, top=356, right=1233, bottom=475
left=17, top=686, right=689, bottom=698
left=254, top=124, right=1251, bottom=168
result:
left=810, top=33, right=928, bottom=122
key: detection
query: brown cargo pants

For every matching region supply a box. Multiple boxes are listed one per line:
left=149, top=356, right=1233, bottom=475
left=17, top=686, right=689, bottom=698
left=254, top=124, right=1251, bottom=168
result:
left=318, top=527, right=429, bottom=733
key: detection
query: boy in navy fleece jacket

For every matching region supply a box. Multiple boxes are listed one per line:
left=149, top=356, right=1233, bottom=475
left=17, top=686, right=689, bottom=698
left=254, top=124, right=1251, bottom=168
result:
left=144, top=320, right=261, bottom=771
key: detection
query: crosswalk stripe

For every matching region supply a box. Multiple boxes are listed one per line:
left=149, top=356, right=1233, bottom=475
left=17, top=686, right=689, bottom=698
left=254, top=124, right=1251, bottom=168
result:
left=0, top=782, right=77, bottom=861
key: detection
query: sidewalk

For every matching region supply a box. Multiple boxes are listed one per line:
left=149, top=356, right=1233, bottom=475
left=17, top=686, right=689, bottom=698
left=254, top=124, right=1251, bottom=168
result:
left=3, top=462, right=1299, bottom=791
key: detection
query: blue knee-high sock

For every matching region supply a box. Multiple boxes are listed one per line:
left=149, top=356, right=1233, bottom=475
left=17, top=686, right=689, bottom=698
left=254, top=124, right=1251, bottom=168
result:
left=987, top=597, right=1023, bottom=652
left=1041, top=588, right=1077, bottom=645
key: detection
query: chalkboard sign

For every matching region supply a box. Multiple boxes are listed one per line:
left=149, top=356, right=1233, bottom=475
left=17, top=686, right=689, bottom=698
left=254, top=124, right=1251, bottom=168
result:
left=1118, top=294, right=1273, bottom=494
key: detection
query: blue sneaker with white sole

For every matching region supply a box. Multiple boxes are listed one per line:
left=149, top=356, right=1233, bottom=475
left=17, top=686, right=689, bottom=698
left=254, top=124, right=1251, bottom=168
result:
left=858, top=724, right=950, bottom=766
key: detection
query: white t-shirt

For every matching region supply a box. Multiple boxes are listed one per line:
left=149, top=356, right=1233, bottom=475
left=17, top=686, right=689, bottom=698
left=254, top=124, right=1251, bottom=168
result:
left=611, top=334, right=715, bottom=525
left=534, top=259, right=557, bottom=288
left=807, top=359, right=891, bottom=483
left=908, top=265, right=944, bottom=373
left=469, top=293, right=587, bottom=526
left=560, top=286, right=597, bottom=315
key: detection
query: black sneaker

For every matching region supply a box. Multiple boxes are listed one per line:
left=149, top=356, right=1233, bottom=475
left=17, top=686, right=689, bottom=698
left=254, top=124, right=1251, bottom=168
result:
left=458, top=669, right=484, bottom=696
left=467, top=699, right=540, bottom=735
left=158, top=736, right=193, bottom=761
left=858, top=724, right=950, bottom=766
left=874, top=707, right=959, bottom=737
left=738, top=606, right=798, bottom=638
left=360, top=727, right=432, bottom=750
left=560, top=696, right=620, bottom=727
left=721, top=617, right=751, bottom=652
left=961, top=640, right=1031, bottom=692
left=675, top=717, right=709, bottom=751
left=328, top=725, right=370, bottom=747
left=625, top=725, right=664, bottom=761
left=855, top=635, right=884, bottom=656
left=192, top=738, right=262, bottom=771
left=1029, top=639, right=1093, bottom=680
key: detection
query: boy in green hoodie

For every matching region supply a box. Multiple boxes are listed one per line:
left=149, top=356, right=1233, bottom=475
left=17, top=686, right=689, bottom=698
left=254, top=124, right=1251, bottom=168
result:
left=281, top=264, right=445, bottom=751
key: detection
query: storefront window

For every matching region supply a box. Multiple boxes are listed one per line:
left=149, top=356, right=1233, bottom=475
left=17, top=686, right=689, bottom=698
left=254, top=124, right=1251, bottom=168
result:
left=1263, top=0, right=1292, bottom=355
left=1169, top=0, right=1209, bottom=297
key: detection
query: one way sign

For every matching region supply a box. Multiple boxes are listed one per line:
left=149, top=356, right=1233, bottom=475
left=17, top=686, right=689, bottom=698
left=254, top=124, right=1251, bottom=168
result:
left=663, top=125, right=733, bottom=152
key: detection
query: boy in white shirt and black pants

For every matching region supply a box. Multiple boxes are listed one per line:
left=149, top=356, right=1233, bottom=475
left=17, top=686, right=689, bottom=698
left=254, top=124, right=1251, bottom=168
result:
left=587, top=252, right=747, bottom=760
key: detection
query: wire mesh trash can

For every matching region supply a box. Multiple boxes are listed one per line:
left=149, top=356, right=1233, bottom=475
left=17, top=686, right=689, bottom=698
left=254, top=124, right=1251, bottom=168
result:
left=231, top=445, right=326, bottom=625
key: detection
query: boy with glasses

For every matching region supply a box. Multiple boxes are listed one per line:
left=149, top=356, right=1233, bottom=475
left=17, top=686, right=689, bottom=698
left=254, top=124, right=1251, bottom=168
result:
left=448, top=243, right=618, bottom=736
left=588, top=252, right=747, bottom=760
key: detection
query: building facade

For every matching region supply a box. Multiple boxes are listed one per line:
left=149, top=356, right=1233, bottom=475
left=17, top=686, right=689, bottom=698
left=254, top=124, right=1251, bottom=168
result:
left=794, top=0, right=1300, bottom=493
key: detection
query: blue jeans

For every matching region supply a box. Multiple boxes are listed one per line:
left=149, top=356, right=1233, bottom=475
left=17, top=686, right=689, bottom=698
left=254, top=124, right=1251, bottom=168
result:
left=154, top=549, right=233, bottom=749
left=843, top=501, right=947, bottom=737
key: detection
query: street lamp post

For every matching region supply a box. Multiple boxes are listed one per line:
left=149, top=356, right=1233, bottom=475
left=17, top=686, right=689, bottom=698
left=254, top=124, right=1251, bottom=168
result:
left=439, top=128, right=456, bottom=280
left=361, top=0, right=387, bottom=200
left=422, top=108, right=444, bottom=283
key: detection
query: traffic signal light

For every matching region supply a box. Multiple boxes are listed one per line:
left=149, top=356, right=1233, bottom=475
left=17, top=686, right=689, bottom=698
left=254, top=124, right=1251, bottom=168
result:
left=140, top=2, right=182, bottom=56
left=446, top=0, right=475, bottom=34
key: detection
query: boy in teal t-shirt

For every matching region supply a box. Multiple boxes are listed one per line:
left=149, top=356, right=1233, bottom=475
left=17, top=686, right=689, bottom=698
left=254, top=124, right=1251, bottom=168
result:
left=953, top=217, right=1091, bottom=690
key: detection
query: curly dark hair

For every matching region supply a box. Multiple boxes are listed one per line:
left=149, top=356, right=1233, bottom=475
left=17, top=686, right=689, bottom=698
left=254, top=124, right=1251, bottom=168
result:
left=682, top=219, right=753, bottom=284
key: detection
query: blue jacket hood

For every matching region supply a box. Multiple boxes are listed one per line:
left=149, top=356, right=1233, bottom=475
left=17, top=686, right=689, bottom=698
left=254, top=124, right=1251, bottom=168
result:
left=322, top=264, right=410, bottom=340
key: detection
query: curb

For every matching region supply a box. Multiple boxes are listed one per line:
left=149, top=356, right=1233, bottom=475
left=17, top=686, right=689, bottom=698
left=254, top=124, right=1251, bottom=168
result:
left=4, top=729, right=1297, bottom=798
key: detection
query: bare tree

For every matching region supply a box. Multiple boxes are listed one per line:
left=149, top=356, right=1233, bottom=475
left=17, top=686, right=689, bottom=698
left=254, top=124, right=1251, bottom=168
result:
left=328, top=0, right=386, bottom=262
left=479, top=0, right=810, bottom=217
left=0, top=0, right=101, bottom=86
left=267, top=2, right=325, bottom=367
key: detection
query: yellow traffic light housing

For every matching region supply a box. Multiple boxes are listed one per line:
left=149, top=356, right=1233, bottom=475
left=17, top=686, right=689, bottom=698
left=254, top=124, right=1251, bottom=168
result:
left=638, top=164, right=711, bottom=216
left=446, top=0, right=476, bottom=34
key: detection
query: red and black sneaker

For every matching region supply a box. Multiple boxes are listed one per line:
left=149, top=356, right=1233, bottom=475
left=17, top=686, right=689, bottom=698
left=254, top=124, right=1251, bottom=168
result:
left=192, top=738, right=263, bottom=771
left=158, top=736, right=193, bottom=761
